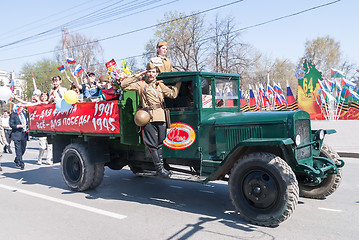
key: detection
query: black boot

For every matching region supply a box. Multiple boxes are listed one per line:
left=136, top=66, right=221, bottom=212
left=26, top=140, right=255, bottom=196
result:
left=151, top=150, right=171, bottom=178
left=7, top=145, right=12, bottom=154
left=3, top=146, right=7, bottom=153
left=157, top=148, right=171, bottom=176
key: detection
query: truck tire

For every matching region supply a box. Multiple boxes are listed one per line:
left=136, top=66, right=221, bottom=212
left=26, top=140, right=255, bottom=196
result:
left=61, top=143, right=95, bottom=191
left=90, top=163, right=105, bottom=189
left=299, top=144, right=342, bottom=199
left=229, top=152, right=299, bottom=226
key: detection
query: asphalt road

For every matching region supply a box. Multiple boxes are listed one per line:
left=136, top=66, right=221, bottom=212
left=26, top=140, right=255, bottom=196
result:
left=0, top=140, right=358, bottom=240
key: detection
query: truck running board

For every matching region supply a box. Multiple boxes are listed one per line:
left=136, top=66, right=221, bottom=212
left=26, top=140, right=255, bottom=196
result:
left=136, top=171, right=207, bottom=183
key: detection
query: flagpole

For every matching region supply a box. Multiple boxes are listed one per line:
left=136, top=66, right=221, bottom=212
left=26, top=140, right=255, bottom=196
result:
left=312, top=92, right=326, bottom=120
left=334, top=88, right=343, bottom=120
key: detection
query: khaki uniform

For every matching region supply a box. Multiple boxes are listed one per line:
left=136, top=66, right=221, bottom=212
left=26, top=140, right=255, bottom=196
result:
left=121, top=77, right=181, bottom=122
left=157, top=55, right=173, bottom=73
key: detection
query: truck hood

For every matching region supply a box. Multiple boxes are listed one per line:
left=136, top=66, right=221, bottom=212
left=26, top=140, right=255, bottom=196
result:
left=201, top=110, right=310, bottom=126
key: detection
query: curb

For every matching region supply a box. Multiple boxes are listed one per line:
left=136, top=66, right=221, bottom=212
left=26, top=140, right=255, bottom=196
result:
left=338, top=152, right=359, bottom=158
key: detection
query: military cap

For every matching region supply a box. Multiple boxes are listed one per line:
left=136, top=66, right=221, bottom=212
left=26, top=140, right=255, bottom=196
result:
left=156, top=41, right=168, bottom=48
left=98, top=75, right=110, bottom=82
left=146, top=62, right=157, bottom=71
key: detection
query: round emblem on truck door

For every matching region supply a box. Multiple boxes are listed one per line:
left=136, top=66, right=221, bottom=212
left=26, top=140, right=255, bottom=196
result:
left=164, top=122, right=196, bottom=150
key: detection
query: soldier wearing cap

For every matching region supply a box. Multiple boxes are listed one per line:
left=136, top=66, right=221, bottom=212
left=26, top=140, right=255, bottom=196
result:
left=151, top=41, right=173, bottom=73
left=121, top=62, right=181, bottom=177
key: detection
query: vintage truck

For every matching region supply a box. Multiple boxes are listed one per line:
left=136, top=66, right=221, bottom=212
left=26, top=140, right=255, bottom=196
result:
left=28, top=71, right=344, bottom=226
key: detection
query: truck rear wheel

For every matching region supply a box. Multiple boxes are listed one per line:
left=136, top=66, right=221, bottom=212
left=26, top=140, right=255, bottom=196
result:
left=299, top=144, right=342, bottom=199
left=90, top=163, right=105, bottom=189
left=61, top=143, right=95, bottom=191
left=229, top=152, right=299, bottom=226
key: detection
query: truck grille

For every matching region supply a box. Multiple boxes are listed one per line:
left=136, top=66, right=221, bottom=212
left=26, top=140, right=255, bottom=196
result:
left=224, top=126, right=262, bottom=151
left=295, top=119, right=311, bottom=160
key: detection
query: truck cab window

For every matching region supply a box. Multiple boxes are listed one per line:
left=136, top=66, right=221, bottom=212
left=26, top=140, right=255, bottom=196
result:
left=165, top=81, right=194, bottom=111
left=214, top=78, right=238, bottom=108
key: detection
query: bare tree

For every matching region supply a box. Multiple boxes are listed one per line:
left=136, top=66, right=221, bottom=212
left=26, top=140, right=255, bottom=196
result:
left=144, top=11, right=208, bottom=71
left=55, top=29, right=106, bottom=75
left=209, top=15, right=240, bottom=73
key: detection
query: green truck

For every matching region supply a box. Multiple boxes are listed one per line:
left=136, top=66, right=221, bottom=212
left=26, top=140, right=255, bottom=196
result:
left=28, top=71, right=344, bottom=226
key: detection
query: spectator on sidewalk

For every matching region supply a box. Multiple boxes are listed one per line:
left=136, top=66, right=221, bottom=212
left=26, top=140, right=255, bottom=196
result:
left=37, top=92, right=53, bottom=165
left=0, top=124, right=8, bottom=171
left=2, top=111, right=12, bottom=154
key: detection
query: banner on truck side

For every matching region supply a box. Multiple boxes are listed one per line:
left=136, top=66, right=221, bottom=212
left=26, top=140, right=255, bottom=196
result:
left=27, top=100, right=120, bottom=134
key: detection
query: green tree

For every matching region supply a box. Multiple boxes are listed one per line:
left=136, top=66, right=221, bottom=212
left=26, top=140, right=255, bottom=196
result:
left=21, top=59, right=69, bottom=100
left=301, top=35, right=357, bottom=79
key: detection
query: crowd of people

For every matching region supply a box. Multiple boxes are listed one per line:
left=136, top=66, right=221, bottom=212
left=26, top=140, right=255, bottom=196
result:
left=1, top=40, right=176, bottom=177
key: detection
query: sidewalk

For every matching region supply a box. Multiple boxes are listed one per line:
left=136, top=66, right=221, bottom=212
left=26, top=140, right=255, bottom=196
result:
left=312, top=120, right=359, bottom=158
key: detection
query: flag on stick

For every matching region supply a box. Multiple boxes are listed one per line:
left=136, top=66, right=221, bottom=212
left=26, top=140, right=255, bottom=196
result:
left=239, top=90, right=249, bottom=112
left=106, top=59, right=117, bottom=70
left=32, top=72, right=37, bottom=94
left=10, top=79, right=15, bottom=93
left=67, top=58, right=76, bottom=64
left=286, top=81, right=298, bottom=110
left=73, top=64, right=84, bottom=76
left=249, top=85, right=257, bottom=111
left=330, top=68, right=345, bottom=78
left=57, top=65, right=65, bottom=73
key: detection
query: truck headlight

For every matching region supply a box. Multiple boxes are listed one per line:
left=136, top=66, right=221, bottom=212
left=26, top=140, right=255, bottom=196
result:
left=292, top=134, right=301, bottom=146
left=315, top=129, right=325, bottom=140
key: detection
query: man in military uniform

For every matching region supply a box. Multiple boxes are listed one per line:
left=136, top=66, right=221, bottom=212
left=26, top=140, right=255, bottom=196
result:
left=151, top=41, right=173, bottom=73
left=121, top=62, right=181, bottom=177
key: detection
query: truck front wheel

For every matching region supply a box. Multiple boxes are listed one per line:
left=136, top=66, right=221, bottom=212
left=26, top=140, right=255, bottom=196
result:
left=61, top=143, right=95, bottom=191
left=229, top=152, right=299, bottom=226
left=299, top=144, right=342, bottom=199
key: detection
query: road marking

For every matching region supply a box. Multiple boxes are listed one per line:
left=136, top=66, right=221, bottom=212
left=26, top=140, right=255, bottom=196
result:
left=16, top=178, right=23, bottom=183
left=170, top=185, right=183, bottom=189
left=0, top=183, right=127, bottom=220
left=318, top=207, right=342, bottom=212
left=150, top=197, right=175, bottom=204
left=199, top=190, right=214, bottom=194
left=144, top=181, right=155, bottom=184
left=122, top=178, right=131, bottom=181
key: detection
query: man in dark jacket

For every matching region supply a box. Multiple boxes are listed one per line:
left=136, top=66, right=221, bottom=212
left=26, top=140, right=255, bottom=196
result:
left=9, top=106, right=28, bottom=170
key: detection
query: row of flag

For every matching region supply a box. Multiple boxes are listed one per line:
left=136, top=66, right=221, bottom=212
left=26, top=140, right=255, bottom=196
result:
left=239, top=81, right=298, bottom=112
left=313, top=68, right=358, bottom=120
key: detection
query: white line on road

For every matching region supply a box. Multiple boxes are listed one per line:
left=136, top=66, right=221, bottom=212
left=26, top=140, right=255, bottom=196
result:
left=0, top=183, right=127, bottom=220
left=318, top=207, right=342, bottom=212
left=199, top=190, right=214, bottom=194
left=16, top=178, right=23, bottom=183
left=170, top=185, right=183, bottom=189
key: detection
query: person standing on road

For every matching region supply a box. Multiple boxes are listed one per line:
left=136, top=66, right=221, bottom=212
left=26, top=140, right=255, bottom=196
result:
left=9, top=106, right=28, bottom=170
left=121, top=62, right=181, bottom=178
left=0, top=124, right=8, bottom=171
left=2, top=111, right=12, bottom=154
left=37, top=92, right=53, bottom=165
left=151, top=41, right=173, bottom=73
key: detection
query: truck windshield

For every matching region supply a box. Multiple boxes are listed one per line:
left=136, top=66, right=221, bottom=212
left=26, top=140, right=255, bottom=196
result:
left=202, top=77, right=238, bottom=108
